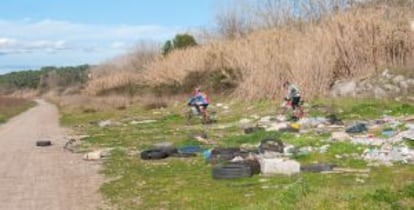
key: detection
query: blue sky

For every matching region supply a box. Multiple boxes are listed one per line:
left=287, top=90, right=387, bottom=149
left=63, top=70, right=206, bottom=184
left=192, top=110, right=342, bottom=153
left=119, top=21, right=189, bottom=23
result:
left=0, top=0, right=217, bottom=74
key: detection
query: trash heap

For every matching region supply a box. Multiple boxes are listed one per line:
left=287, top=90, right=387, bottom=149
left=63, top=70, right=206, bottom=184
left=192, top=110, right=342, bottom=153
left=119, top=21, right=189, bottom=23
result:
left=137, top=113, right=414, bottom=179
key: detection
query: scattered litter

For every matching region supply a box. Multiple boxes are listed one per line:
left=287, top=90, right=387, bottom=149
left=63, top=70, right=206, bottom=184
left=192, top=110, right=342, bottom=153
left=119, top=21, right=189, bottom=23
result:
left=381, top=130, right=396, bottom=137
left=346, top=123, right=367, bottom=134
left=298, top=117, right=328, bottom=129
left=350, top=136, right=385, bottom=146
left=259, top=138, right=284, bottom=154
left=177, top=146, right=204, bottom=153
left=83, top=148, right=112, bottom=161
left=362, top=145, right=414, bottom=165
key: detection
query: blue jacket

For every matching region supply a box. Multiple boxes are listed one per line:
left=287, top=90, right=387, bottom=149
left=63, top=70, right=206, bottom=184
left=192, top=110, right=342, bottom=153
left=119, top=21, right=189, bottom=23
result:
left=188, top=91, right=209, bottom=105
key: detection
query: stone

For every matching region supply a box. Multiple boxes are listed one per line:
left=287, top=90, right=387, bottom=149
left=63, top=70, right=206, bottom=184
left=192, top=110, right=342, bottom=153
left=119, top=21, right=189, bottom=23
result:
left=374, top=87, right=387, bottom=98
left=330, top=80, right=357, bottom=97
left=383, top=84, right=400, bottom=93
left=392, top=75, right=405, bottom=85
left=257, top=157, right=301, bottom=176
left=398, top=81, right=409, bottom=92
left=98, top=120, right=112, bottom=127
left=83, top=150, right=105, bottom=160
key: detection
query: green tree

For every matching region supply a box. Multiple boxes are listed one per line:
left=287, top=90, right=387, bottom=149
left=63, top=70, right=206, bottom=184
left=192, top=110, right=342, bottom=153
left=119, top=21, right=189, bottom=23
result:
left=162, top=33, right=198, bottom=56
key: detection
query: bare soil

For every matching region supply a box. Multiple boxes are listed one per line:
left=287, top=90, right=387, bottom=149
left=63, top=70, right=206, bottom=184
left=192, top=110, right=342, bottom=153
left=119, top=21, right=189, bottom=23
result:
left=0, top=99, right=103, bottom=210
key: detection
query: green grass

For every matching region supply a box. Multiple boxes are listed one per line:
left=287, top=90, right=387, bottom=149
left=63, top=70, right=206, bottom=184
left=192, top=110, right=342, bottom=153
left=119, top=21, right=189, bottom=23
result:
left=60, top=98, right=414, bottom=210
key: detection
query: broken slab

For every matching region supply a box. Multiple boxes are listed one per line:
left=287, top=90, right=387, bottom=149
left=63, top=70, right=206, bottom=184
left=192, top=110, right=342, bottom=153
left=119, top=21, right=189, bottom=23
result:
left=257, top=156, right=300, bottom=176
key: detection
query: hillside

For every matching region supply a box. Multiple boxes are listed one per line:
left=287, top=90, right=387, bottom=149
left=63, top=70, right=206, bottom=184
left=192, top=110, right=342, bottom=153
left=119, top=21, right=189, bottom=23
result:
left=85, top=3, right=414, bottom=101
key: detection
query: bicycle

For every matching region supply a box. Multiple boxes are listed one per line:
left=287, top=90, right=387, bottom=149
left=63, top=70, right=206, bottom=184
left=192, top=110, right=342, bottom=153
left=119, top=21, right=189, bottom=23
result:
left=185, top=105, right=217, bottom=125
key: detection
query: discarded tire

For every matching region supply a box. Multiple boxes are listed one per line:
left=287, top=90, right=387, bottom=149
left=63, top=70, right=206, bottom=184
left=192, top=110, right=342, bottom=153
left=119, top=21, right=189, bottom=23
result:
left=242, top=160, right=261, bottom=175
left=210, top=148, right=249, bottom=164
left=36, top=140, right=51, bottom=147
left=259, top=138, right=284, bottom=153
left=159, top=147, right=178, bottom=155
left=212, top=162, right=253, bottom=179
left=140, top=149, right=168, bottom=160
left=300, top=163, right=337, bottom=173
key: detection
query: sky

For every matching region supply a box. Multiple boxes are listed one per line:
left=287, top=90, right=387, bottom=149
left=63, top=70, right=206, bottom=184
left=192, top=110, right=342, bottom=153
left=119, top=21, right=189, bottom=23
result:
left=0, top=0, right=217, bottom=74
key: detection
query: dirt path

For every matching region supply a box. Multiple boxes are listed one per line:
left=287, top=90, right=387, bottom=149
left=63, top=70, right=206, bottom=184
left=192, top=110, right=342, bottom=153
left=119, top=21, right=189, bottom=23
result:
left=0, top=99, right=103, bottom=210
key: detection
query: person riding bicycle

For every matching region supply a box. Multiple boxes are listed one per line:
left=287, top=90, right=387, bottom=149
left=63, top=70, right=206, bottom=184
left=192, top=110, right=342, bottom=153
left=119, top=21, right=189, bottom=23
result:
left=283, top=81, right=304, bottom=120
left=187, top=87, right=209, bottom=119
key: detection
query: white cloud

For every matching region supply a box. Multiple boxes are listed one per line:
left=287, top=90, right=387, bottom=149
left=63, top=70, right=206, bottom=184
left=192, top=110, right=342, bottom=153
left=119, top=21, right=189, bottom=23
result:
left=0, top=19, right=182, bottom=56
left=0, top=38, right=17, bottom=48
left=0, top=19, right=184, bottom=72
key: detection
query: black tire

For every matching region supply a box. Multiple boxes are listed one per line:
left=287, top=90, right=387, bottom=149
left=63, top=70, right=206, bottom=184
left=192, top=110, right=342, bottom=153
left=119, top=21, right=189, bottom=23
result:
left=259, top=138, right=284, bottom=153
left=140, top=149, right=168, bottom=160
left=242, top=160, right=261, bottom=175
left=210, top=148, right=247, bottom=164
left=212, top=162, right=253, bottom=179
left=36, top=140, right=51, bottom=147
left=159, top=147, right=178, bottom=155
left=300, top=163, right=336, bottom=173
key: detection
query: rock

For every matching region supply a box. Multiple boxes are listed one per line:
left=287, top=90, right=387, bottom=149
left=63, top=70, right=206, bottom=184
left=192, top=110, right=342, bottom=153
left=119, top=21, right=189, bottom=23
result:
left=374, top=87, right=387, bottom=98
left=392, top=75, right=405, bottom=85
left=257, top=157, right=301, bottom=176
left=406, top=79, right=414, bottom=86
left=398, top=81, right=409, bottom=92
left=383, top=84, right=400, bottom=93
left=330, top=80, right=357, bottom=97
left=98, top=120, right=112, bottom=127
left=83, top=149, right=111, bottom=160
left=381, top=69, right=392, bottom=79
left=331, top=132, right=351, bottom=141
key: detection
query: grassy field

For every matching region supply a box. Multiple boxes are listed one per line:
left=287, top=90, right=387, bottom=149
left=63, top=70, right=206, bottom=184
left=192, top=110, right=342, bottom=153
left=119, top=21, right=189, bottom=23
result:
left=60, top=98, right=414, bottom=210
left=0, top=97, right=35, bottom=123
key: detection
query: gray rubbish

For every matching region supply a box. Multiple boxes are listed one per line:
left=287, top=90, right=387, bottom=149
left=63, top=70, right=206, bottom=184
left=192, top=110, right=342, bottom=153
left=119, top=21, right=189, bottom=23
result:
left=300, top=163, right=336, bottom=173
left=346, top=123, right=367, bottom=134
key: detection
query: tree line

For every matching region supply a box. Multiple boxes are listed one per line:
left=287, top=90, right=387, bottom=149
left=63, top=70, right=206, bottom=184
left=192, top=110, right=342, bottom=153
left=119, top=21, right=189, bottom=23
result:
left=0, top=65, right=90, bottom=93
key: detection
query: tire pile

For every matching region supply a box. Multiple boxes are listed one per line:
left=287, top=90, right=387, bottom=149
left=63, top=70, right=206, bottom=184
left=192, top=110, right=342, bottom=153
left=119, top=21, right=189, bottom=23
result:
left=140, top=138, right=294, bottom=180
